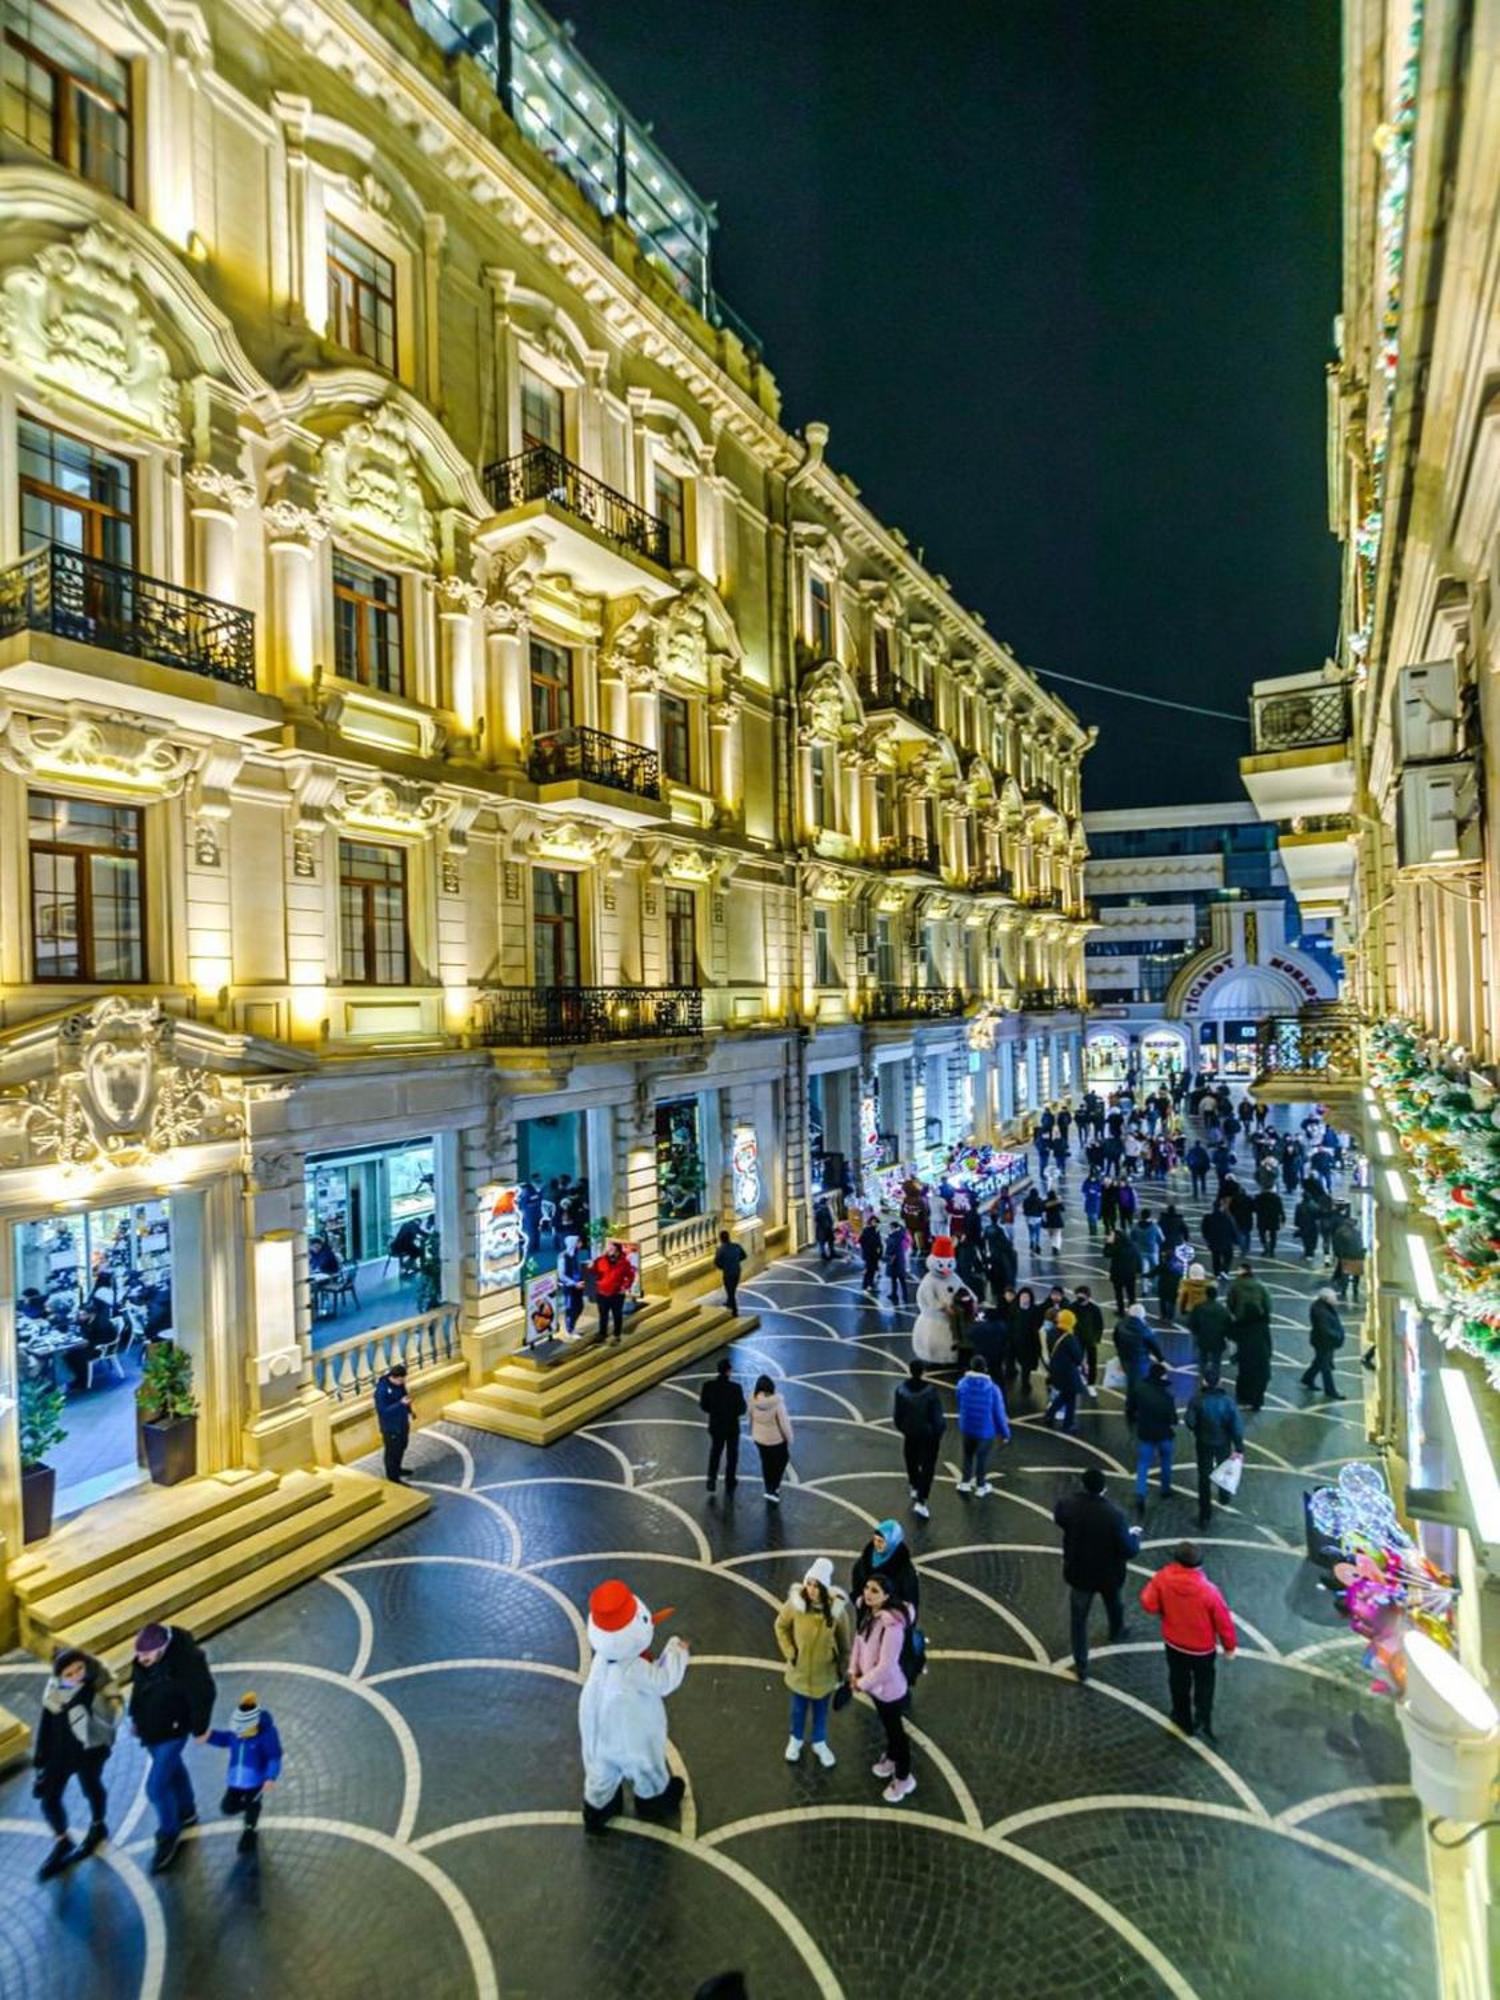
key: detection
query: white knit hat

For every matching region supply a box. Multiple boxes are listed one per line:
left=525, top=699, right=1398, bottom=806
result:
left=1125, top=1302, right=1147, bottom=1320
left=803, top=1557, right=835, bottom=1593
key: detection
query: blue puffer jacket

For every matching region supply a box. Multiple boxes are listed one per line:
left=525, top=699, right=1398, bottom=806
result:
left=207, top=1713, right=284, bottom=1791
left=955, top=1371, right=1011, bottom=1442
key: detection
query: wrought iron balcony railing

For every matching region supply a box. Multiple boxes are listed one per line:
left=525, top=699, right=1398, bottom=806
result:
left=1255, top=1009, right=1362, bottom=1086
left=864, top=984, right=966, bottom=1021
left=869, top=672, right=936, bottom=731
left=966, top=868, right=1015, bottom=897
left=482, top=445, right=672, bottom=568
left=529, top=725, right=661, bottom=800
left=1017, top=986, right=1081, bottom=1011
left=876, top=836, right=941, bottom=876
left=1249, top=683, right=1351, bottom=754
left=1013, top=887, right=1063, bottom=911
left=477, top=983, right=703, bottom=1046
left=0, top=542, right=256, bottom=687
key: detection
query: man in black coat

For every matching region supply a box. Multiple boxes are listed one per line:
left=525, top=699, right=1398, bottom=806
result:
left=1187, top=1285, right=1233, bottom=1377
left=1201, top=1200, right=1239, bottom=1278
left=374, top=1362, right=413, bottom=1484
left=699, top=1355, right=747, bottom=1496
left=1184, top=1367, right=1245, bottom=1529
left=1072, top=1286, right=1105, bottom=1385
left=1053, top=1468, right=1139, bottom=1679
left=130, top=1622, right=216, bottom=1873
left=892, top=1358, right=946, bottom=1519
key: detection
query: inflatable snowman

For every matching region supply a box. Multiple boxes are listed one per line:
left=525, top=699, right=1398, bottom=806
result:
left=913, top=1233, right=967, bottom=1365
left=578, top=1577, right=689, bottom=1831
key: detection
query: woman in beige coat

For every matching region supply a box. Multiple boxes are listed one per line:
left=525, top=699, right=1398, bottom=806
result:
left=773, top=1557, right=852, bottom=1766
left=748, top=1374, right=794, bottom=1503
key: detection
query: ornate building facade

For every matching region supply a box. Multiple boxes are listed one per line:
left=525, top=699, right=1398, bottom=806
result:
left=0, top=0, right=1089, bottom=1611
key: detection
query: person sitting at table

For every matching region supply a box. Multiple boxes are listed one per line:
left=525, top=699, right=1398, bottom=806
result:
left=309, top=1236, right=340, bottom=1278
left=389, top=1215, right=430, bottom=1273
left=67, top=1285, right=119, bottom=1390
left=17, top=1288, right=49, bottom=1333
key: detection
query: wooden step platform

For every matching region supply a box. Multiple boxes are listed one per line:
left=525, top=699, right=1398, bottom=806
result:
left=12, top=1467, right=427, bottom=1671
left=447, top=1297, right=759, bottom=1445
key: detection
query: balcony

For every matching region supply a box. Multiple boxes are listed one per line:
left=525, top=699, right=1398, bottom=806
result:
left=863, top=985, right=967, bottom=1022
left=1253, top=1006, right=1362, bottom=1100
left=1277, top=813, right=1357, bottom=918
left=1017, top=986, right=1081, bottom=1012
left=1013, top=887, right=1063, bottom=912
left=528, top=725, right=667, bottom=828
left=875, top=835, right=941, bottom=881
left=1240, top=673, right=1355, bottom=821
left=966, top=867, right=1015, bottom=900
left=478, top=446, right=676, bottom=600
left=868, top=671, right=936, bottom=735
left=477, top=983, right=703, bottom=1046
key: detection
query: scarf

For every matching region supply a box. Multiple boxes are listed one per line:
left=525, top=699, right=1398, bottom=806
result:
left=234, top=1702, right=262, bottom=1738
left=43, top=1676, right=90, bottom=1747
left=871, top=1520, right=903, bottom=1565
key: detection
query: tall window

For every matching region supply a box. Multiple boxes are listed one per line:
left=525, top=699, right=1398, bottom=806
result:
left=332, top=551, right=403, bottom=694
left=28, top=791, right=143, bottom=982
left=808, top=572, right=833, bottom=656
left=878, top=770, right=898, bottom=844
left=812, top=906, right=837, bottom=987
left=326, top=217, right=396, bottom=372
left=3, top=0, right=130, bottom=201
left=875, top=913, right=897, bottom=986
left=339, top=840, right=409, bottom=986
left=872, top=621, right=892, bottom=684
left=532, top=867, right=580, bottom=986
left=19, top=416, right=134, bottom=561
left=529, top=637, right=574, bottom=736
left=809, top=743, right=830, bottom=829
left=519, top=366, right=564, bottom=454
left=654, top=465, right=686, bottom=565
left=664, top=887, right=696, bottom=985
left=659, top=693, right=691, bottom=785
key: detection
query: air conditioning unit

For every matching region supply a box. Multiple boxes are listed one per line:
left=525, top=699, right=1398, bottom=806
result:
left=1393, top=659, right=1460, bottom=764
left=1397, top=760, right=1481, bottom=870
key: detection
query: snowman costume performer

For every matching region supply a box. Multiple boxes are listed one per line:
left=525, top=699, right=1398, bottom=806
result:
left=913, top=1233, right=966, bottom=1365
left=578, top=1578, right=689, bottom=1831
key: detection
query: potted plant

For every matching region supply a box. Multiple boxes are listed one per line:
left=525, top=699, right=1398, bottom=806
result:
left=137, top=1341, right=198, bottom=1486
left=18, top=1373, right=67, bottom=1543
left=415, top=1228, right=444, bottom=1313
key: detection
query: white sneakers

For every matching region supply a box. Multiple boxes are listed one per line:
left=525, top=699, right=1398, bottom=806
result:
left=913, top=1501, right=930, bottom=1520
left=958, top=1479, right=995, bottom=1496
left=784, top=1735, right=801, bottom=1761
left=811, top=1740, right=836, bottom=1768
left=882, top=1775, right=917, bottom=1804
left=975, top=1483, right=995, bottom=1497
left=872, top=1756, right=896, bottom=1778
left=955, top=1479, right=973, bottom=1494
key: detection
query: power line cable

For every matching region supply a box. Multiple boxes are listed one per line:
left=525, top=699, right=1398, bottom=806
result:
left=1027, top=665, right=1249, bottom=725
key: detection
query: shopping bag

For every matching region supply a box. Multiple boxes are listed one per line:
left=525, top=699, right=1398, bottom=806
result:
left=1101, top=1357, right=1128, bottom=1393
left=1210, top=1452, right=1244, bottom=1497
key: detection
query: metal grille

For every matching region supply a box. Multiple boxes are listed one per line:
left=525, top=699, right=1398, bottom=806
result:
left=876, top=836, right=940, bottom=875
left=529, top=725, right=661, bottom=799
left=1250, top=684, right=1350, bottom=753
left=483, top=445, right=672, bottom=568
left=864, top=985, right=966, bottom=1021
left=0, top=542, right=255, bottom=686
left=966, top=869, right=1015, bottom=896
left=477, top=984, right=703, bottom=1045
left=869, top=672, right=936, bottom=730
left=1255, top=1011, right=1362, bottom=1083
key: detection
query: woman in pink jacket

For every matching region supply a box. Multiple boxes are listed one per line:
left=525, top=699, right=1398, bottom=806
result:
left=747, top=1374, right=794, bottom=1504
left=1139, top=1540, right=1237, bottom=1743
left=848, top=1574, right=915, bottom=1803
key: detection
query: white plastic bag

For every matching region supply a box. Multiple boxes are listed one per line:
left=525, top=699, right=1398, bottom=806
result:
left=1209, top=1452, right=1244, bottom=1497
left=1102, top=1357, right=1128, bottom=1393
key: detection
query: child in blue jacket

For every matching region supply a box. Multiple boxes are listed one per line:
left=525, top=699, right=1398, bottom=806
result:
left=207, top=1692, right=283, bottom=1853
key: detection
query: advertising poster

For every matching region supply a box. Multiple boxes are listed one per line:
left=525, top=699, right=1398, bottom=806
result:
left=477, top=1184, right=525, bottom=1293
left=732, top=1125, right=761, bottom=1217
left=525, top=1268, right=559, bottom=1345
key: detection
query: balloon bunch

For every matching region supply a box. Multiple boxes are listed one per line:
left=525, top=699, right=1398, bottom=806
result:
left=1311, top=1464, right=1456, bottom=1695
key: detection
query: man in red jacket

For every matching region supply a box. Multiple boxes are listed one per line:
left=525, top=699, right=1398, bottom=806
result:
left=591, top=1242, right=636, bottom=1344
left=1139, top=1541, right=1237, bottom=1743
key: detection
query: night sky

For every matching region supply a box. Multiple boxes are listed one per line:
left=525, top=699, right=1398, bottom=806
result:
left=561, top=0, right=1343, bottom=810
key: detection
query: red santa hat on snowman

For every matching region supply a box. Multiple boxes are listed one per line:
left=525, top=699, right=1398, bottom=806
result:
left=927, top=1233, right=957, bottom=1270
left=587, top=1578, right=669, bottom=1663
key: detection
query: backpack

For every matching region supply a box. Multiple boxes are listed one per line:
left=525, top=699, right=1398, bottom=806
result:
left=899, top=1610, right=927, bottom=1686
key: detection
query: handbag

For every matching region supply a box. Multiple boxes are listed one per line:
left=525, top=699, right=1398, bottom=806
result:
left=831, top=1683, right=853, bottom=1711
left=1210, top=1452, right=1244, bottom=1497
left=1102, top=1357, right=1128, bottom=1393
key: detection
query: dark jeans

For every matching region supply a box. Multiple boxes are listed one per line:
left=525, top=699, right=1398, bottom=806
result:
left=1045, top=1387, right=1078, bottom=1431
left=221, top=1785, right=264, bottom=1829
left=707, top=1431, right=739, bottom=1491
left=960, top=1434, right=993, bottom=1485
left=145, top=1738, right=196, bottom=1839
left=37, top=1750, right=108, bottom=1837
left=903, top=1434, right=941, bottom=1503
left=381, top=1424, right=409, bottom=1483
left=756, top=1440, right=790, bottom=1494
left=1209, top=1248, right=1233, bottom=1277
left=724, top=1282, right=739, bottom=1316
left=1301, top=1350, right=1337, bottom=1395
left=1069, top=1584, right=1124, bottom=1676
left=873, top=1695, right=911, bottom=1779
left=1165, top=1645, right=1217, bottom=1733
left=1112, top=1276, right=1137, bottom=1313
left=1195, top=1443, right=1229, bottom=1526
left=862, top=1258, right=881, bottom=1292
left=598, top=1293, right=626, bottom=1340
left=888, top=1268, right=910, bottom=1305
left=1258, top=1230, right=1279, bottom=1255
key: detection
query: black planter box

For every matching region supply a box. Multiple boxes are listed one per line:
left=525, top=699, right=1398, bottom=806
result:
left=143, top=1416, right=198, bottom=1487
left=21, top=1463, right=56, bottom=1544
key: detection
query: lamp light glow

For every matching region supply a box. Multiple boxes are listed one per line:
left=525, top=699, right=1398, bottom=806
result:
left=1406, top=1232, right=1442, bottom=1310
left=1439, top=1368, right=1500, bottom=1551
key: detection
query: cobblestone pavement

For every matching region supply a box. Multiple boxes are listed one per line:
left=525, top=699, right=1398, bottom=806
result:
left=0, top=1134, right=1439, bottom=1999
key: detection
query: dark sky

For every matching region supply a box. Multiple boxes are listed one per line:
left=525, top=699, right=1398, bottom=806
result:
left=561, top=0, right=1342, bottom=810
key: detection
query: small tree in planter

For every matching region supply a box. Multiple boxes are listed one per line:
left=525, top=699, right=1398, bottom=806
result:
left=415, top=1228, right=444, bottom=1314
left=18, top=1373, right=67, bottom=1543
left=136, top=1342, right=198, bottom=1486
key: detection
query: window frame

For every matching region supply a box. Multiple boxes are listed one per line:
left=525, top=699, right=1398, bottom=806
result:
left=519, top=365, right=566, bottom=455
left=528, top=636, right=575, bottom=738
left=531, top=865, right=581, bottom=988
left=664, top=884, right=697, bottom=987
left=2, top=0, right=132, bottom=203
left=811, top=905, right=838, bottom=988
left=808, top=570, right=833, bottom=657
left=18, top=412, right=135, bottom=563
left=659, top=690, right=692, bottom=786
left=809, top=742, right=831, bottom=830
left=326, top=215, right=398, bottom=373
left=338, top=838, right=411, bottom=987
left=653, top=463, right=688, bottom=566
left=332, top=548, right=405, bottom=696
left=27, top=789, right=145, bottom=984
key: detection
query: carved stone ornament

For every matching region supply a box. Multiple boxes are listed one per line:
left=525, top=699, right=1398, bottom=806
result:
left=320, top=403, right=437, bottom=564
left=707, top=687, right=744, bottom=728
left=185, top=461, right=255, bottom=512
left=292, top=828, right=318, bottom=879
left=193, top=820, right=222, bottom=868
left=334, top=777, right=454, bottom=838
left=599, top=594, right=660, bottom=684
left=250, top=1146, right=304, bottom=1192
left=525, top=818, right=614, bottom=865
left=0, top=707, right=195, bottom=795
left=263, top=495, right=330, bottom=544
left=437, top=574, right=485, bottom=617
left=441, top=849, right=463, bottom=895
left=484, top=534, right=549, bottom=634
left=0, top=225, right=183, bottom=441
left=803, top=865, right=854, bottom=904
left=0, top=998, right=244, bottom=1171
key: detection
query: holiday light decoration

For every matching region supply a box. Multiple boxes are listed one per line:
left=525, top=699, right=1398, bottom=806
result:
left=1368, top=1018, right=1500, bottom=1382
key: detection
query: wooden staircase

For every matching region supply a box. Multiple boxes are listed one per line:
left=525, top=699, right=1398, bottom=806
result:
left=447, top=1296, right=758, bottom=1445
left=11, top=1466, right=427, bottom=1672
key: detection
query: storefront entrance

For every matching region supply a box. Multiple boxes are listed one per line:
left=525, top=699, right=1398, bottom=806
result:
left=306, top=1137, right=437, bottom=1345
left=656, top=1096, right=707, bottom=1224
left=517, top=1111, right=593, bottom=1273
left=14, top=1197, right=174, bottom=1521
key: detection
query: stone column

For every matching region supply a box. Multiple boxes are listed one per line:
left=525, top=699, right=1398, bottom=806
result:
left=264, top=476, right=326, bottom=704
left=438, top=576, right=484, bottom=744
left=709, top=688, right=742, bottom=819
